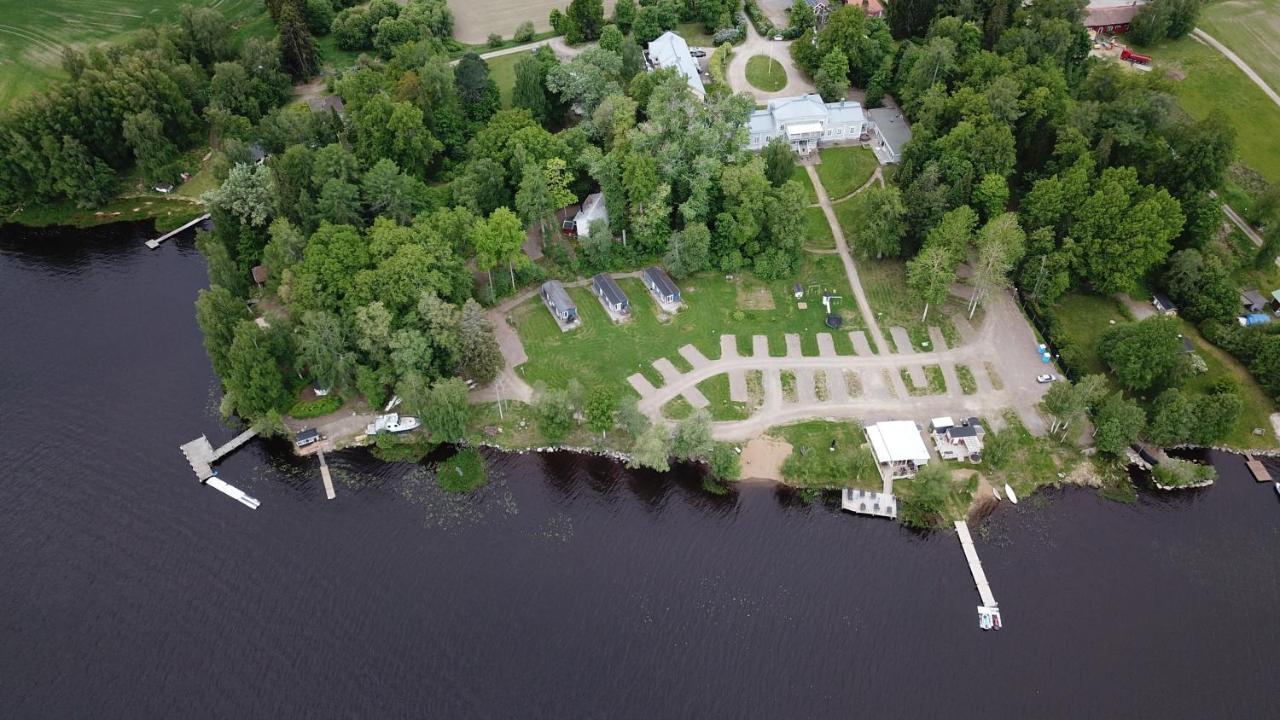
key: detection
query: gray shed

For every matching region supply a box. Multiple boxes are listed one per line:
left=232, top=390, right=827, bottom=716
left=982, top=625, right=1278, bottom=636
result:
left=642, top=266, right=681, bottom=304
left=592, top=273, right=630, bottom=314
left=541, top=281, right=578, bottom=322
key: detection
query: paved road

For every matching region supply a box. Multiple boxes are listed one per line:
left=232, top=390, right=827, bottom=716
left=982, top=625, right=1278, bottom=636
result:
left=1192, top=28, right=1280, bottom=111
left=806, top=164, right=887, bottom=354
left=726, top=22, right=815, bottom=101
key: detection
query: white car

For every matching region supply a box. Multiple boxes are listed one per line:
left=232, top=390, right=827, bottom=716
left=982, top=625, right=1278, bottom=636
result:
left=1036, top=374, right=1056, bottom=384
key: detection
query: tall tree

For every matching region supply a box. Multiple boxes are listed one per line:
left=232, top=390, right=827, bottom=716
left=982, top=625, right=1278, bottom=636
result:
left=512, top=54, right=550, bottom=125
left=454, top=53, right=501, bottom=124
left=423, top=378, right=471, bottom=442
left=277, top=2, right=319, bottom=79
left=849, top=186, right=907, bottom=259
left=762, top=137, right=793, bottom=188
left=458, top=299, right=503, bottom=383
left=906, top=244, right=957, bottom=321
left=123, top=111, right=178, bottom=183
left=967, top=212, right=1025, bottom=317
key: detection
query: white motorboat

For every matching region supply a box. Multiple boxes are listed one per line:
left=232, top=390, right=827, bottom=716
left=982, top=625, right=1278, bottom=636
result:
left=366, top=413, right=420, bottom=435
left=1005, top=483, right=1019, bottom=504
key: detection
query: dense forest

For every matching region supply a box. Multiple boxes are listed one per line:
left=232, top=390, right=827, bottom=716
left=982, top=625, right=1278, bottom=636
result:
left=2, top=0, right=1277, bottom=466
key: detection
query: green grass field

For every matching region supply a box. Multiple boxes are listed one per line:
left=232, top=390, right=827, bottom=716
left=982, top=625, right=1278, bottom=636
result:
left=485, top=51, right=523, bottom=108
left=1141, top=34, right=1280, bottom=185
left=856, top=257, right=959, bottom=350
left=790, top=163, right=818, bottom=204
left=1200, top=0, right=1280, bottom=92
left=802, top=207, right=834, bottom=250
left=675, top=22, right=715, bottom=49
left=776, top=420, right=881, bottom=490
left=814, top=146, right=878, bottom=199
left=0, top=1, right=268, bottom=106
left=745, top=55, right=786, bottom=92
left=512, top=257, right=866, bottom=395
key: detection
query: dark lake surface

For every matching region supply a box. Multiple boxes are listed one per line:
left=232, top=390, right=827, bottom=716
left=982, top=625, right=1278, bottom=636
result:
left=2, top=222, right=1279, bottom=719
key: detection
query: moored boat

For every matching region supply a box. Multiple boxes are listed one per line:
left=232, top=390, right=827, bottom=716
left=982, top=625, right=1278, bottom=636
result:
left=1005, top=483, right=1018, bottom=504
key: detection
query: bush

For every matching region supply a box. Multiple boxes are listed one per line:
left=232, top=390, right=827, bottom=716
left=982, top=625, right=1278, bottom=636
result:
left=287, top=394, right=343, bottom=418
left=514, top=20, right=536, bottom=43
left=713, top=26, right=742, bottom=44
left=437, top=448, right=489, bottom=492
left=487, top=33, right=504, bottom=48
left=1152, top=457, right=1217, bottom=488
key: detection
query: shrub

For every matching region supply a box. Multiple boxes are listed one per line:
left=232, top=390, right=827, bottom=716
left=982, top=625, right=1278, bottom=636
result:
left=514, top=20, right=536, bottom=43
left=1152, top=457, right=1217, bottom=488
left=287, top=394, right=343, bottom=418
left=437, top=448, right=489, bottom=492
left=487, top=33, right=504, bottom=48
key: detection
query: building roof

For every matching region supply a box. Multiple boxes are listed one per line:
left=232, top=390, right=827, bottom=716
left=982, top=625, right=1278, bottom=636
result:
left=1271, top=289, right=1280, bottom=304
left=931, top=416, right=955, bottom=431
left=1084, top=2, right=1144, bottom=27
left=827, top=100, right=865, bottom=128
left=1181, top=335, right=1195, bottom=353
left=866, top=107, right=912, bottom=151
left=862, top=0, right=885, bottom=16
left=296, top=428, right=319, bottom=441
left=643, top=266, right=680, bottom=297
left=648, top=31, right=706, bottom=98
left=249, top=143, right=267, bottom=163
left=575, top=192, right=608, bottom=224
left=1153, top=293, right=1177, bottom=310
left=866, top=421, right=931, bottom=464
left=592, top=273, right=628, bottom=306
left=251, top=265, right=268, bottom=285
left=307, top=95, right=346, bottom=115
left=768, top=94, right=829, bottom=124
left=949, top=425, right=979, bottom=439
left=1241, top=289, right=1267, bottom=308
left=542, top=281, right=575, bottom=310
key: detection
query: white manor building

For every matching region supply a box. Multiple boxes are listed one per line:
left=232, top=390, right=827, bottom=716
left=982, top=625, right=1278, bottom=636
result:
left=745, top=94, right=867, bottom=156
left=647, top=31, right=705, bottom=101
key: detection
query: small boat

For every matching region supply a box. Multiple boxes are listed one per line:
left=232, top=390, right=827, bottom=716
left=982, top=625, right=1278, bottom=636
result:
left=991, top=486, right=1001, bottom=501
left=365, top=413, right=420, bottom=435
left=1005, top=483, right=1019, bottom=504
left=1274, top=482, right=1280, bottom=500
left=991, top=613, right=1002, bottom=630
left=979, top=613, right=992, bottom=631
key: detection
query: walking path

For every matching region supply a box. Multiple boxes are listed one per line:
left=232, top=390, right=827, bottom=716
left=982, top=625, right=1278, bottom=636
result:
left=1192, top=29, right=1280, bottom=111
left=806, top=164, right=887, bottom=354
left=448, top=36, right=586, bottom=67
left=726, top=23, right=815, bottom=101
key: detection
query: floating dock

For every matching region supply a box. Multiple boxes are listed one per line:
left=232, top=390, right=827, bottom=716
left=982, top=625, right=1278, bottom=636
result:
left=954, top=520, right=1002, bottom=629
left=840, top=488, right=897, bottom=519
left=318, top=451, right=336, bottom=500
left=145, top=213, right=210, bottom=249
left=1244, top=454, right=1272, bottom=482
left=178, top=429, right=260, bottom=509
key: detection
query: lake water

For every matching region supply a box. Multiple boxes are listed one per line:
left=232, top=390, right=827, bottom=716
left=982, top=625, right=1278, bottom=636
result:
left=1, top=223, right=1278, bottom=718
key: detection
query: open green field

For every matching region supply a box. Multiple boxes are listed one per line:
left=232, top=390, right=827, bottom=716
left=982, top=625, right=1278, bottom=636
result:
left=1143, top=34, right=1280, bottom=184
left=790, top=163, right=818, bottom=204
left=0, top=1, right=267, bottom=106
left=802, top=207, right=834, bottom=249
left=856, top=256, right=959, bottom=350
left=1200, top=0, right=1280, bottom=92
left=745, top=55, right=786, bottom=92
left=512, top=257, right=866, bottom=395
left=814, top=146, right=878, bottom=199
left=485, top=51, right=522, bottom=108
left=675, top=22, right=715, bottom=49
left=775, top=420, right=881, bottom=490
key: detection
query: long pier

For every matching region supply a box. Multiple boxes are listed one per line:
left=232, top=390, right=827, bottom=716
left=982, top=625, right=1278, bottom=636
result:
left=178, top=428, right=260, bottom=509
left=318, top=451, right=336, bottom=500
left=955, top=521, right=1002, bottom=629
left=145, top=213, right=210, bottom=249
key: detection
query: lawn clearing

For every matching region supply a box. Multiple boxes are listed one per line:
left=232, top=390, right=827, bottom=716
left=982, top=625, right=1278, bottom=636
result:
left=803, top=207, right=835, bottom=250
left=1199, top=0, right=1280, bottom=92
left=1046, top=292, right=1128, bottom=379
left=675, top=22, right=716, bottom=48
left=662, top=395, right=694, bottom=420
left=0, top=1, right=267, bottom=106
left=814, top=146, right=879, bottom=199
left=790, top=163, right=819, bottom=204
left=1143, top=34, right=1280, bottom=184
left=776, top=420, right=881, bottom=490
left=484, top=51, right=523, bottom=109
left=513, top=258, right=864, bottom=395
left=955, top=364, right=978, bottom=395
left=1179, top=322, right=1277, bottom=449
left=856, top=256, right=960, bottom=350
left=745, top=55, right=787, bottom=92
left=698, top=373, right=753, bottom=420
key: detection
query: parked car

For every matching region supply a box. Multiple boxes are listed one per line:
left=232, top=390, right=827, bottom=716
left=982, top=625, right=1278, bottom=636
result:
left=1036, top=374, right=1056, bottom=384
left=690, top=49, right=707, bottom=57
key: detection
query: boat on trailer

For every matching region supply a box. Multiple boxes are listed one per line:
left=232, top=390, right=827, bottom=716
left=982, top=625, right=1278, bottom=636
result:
left=366, top=413, right=420, bottom=435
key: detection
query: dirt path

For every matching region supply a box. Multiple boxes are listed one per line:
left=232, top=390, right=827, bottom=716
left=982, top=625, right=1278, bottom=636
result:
left=1192, top=28, right=1280, bottom=110
left=805, top=164, right=887, bottom=354
left=448, top=36, right=586, bottom=67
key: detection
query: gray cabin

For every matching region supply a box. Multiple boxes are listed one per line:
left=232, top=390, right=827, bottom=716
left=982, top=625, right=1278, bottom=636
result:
left=592, top=273, right=630, bottom=314
left=296, top=428, right=320, bottom=447
left=541, top=281, right=578, bottom=323
left=642, top=266, right=681, bottom=305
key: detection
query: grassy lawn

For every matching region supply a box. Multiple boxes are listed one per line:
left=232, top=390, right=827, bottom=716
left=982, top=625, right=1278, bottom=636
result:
left=662, top=395, right=694, bottom=420
left=776, top=421, right=881, bottom=490
left=1142, top=34, right=1280, bottom=184
left=803, top=207, right=835, bottom=250
left=856, top=256, right=959, bottom=350
left=513, top=260, right=865, bottom=394
left=745, top=55, right=787, bottom=92
left=698, top=374, right=753, bottom=421
left=1199, top=0, right=1280, bottom=91
left=7, top=194, right=204, bottom=230
left=0, top=1, right=267, bottom=106
left=814, top=146, right=879, bottom=199
left=790, top=164, right=819, bottom=204
left=1179, top=322, right=1277, bottom=449
left=485, top=51, right=523, bottom=108
left=1046, top=292, right=1129, bottom=378
left=675, top=22, right=716, bottom=48
left=977, top=411, right=1081, bottom=505
left=956, top=364, right=978, bottom=395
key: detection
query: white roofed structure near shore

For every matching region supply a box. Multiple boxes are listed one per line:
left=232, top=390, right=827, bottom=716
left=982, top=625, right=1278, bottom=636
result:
left=866, top=420, right=930, bottom=479
left=648, top=31, right=705, bottom=100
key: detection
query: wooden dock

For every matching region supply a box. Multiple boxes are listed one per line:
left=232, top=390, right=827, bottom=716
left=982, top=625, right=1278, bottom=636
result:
left=318, top=451, right=336, bottom=500
left=1244, top=454, right=1273, bottom=482
left=145, top=213, right=210, bottom=249
left=954, top=521, right=998, bottom=610
left=840, top=488, right=897, bottom=519
left=179, top=428, right=259, bottom=479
